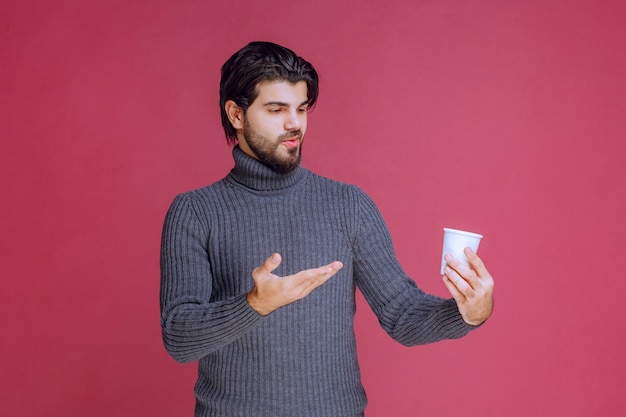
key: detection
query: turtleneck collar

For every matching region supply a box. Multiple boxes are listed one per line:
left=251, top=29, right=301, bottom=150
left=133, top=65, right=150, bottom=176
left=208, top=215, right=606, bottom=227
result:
left=227, top=146, right=308, bottom=192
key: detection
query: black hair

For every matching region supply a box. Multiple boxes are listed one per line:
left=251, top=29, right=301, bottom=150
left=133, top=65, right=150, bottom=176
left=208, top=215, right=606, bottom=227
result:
left=219, top=41, right=319, bottom=144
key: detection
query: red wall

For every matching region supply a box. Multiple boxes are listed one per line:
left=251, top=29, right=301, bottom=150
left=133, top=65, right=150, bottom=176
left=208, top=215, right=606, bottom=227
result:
left=2, top=1, right=625, bottom=416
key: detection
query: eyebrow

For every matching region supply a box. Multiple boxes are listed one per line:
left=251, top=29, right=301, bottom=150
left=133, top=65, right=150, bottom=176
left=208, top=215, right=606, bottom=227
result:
left=263, top=100, right=310, bottom=108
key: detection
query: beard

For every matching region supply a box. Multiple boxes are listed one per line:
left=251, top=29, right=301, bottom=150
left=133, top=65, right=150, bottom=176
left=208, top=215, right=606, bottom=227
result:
left=242, top=118, right=303, bottom=174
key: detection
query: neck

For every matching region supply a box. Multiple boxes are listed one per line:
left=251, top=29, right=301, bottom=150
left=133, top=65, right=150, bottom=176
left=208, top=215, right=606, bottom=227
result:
left=227, top=146, right=307, bottom=192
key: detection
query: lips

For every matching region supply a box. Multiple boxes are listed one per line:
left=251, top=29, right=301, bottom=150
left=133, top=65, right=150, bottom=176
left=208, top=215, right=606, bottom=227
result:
left=280, top=132, right=302, bottom=149
left=282, top=137, right=300, bottom=148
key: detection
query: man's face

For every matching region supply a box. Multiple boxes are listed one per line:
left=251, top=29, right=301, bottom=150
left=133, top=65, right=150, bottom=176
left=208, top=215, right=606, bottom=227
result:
left=238, top=81, right=309, bottom=173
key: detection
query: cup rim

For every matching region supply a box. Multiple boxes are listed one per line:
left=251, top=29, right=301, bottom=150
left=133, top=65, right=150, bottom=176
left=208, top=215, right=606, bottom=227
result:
left=443, top=228, right=483, bottom=239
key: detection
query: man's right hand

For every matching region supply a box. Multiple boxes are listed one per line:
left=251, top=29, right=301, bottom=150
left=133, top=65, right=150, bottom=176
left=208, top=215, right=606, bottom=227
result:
left=246, top=253, right=343, bottom=316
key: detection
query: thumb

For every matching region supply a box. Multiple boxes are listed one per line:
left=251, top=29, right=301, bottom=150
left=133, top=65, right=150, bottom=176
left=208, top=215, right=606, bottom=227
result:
left=253, top=253, right=282, bottom=278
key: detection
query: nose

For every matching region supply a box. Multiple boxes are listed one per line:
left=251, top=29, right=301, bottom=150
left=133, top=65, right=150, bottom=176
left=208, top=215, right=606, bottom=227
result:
left=284, top=109, right=303, bottom=131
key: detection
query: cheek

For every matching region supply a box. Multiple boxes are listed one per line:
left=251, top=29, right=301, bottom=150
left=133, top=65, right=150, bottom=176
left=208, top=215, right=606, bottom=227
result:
left=248, top=116, right=280, bottom=137
left=301, top=116, right=308, bottom=134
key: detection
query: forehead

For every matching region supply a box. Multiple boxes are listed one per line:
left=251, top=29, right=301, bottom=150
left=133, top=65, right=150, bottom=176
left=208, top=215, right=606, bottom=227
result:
left=253, top=80, right=308, bottom=104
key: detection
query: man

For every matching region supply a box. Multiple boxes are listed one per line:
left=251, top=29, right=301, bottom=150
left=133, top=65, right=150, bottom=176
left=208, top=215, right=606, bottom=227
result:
left=160, top=41, right=494, bottom=417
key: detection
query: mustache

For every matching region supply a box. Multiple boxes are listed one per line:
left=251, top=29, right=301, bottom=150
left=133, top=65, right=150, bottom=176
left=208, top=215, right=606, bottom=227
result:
left=278, top=130, right=303, bottom=141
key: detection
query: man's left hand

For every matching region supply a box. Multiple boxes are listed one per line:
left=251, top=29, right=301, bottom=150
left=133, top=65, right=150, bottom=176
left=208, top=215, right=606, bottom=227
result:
left=442, top=247, right=494, bottom=326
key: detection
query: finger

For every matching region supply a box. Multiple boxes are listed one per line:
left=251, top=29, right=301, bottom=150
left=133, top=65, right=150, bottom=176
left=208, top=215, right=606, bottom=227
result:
left=252, top=253, right=282, bottom=279
left=296, top=261, right=343, bottom=290
left=442, top=272, right=465, bottom=302
left=464, top=248, right=490, bottom=278
left=319, top=261, right=343, bottom=275
left=443, top=265, right=475, bottom=298
left=444, top=254, right=478, bottom=289
left=305, top=261, right=343, bottom=276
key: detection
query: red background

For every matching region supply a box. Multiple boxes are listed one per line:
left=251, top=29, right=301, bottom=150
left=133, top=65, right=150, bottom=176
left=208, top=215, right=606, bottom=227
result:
left=2, top=1, right=625, bottom=416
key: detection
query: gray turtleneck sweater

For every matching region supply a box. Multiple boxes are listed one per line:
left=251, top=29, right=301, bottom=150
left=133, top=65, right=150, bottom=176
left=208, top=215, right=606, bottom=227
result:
left=160, top=146, right=475, bottom=417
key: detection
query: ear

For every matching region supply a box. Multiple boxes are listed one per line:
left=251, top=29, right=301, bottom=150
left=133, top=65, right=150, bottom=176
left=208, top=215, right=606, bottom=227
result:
left=225, top=100, right=244, bottom=130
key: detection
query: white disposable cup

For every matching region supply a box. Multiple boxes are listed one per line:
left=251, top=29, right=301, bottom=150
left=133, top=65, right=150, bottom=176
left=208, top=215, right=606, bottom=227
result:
left=440, top=228, right=483, bottom=274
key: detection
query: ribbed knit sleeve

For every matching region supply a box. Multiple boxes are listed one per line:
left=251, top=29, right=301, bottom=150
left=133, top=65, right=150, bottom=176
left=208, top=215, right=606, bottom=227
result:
left=350, top=187, right=475, bottom=345
left=160, top=193, right=262, bottom=363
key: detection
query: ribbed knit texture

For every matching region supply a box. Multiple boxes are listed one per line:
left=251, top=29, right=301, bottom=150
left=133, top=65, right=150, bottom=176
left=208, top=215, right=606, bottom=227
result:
left=160, top=146, right=475, bottom=417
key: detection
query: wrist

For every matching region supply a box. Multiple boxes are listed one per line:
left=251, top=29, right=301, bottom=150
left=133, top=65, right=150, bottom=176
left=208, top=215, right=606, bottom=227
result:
left=246, top=291, right=273, bottom=316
